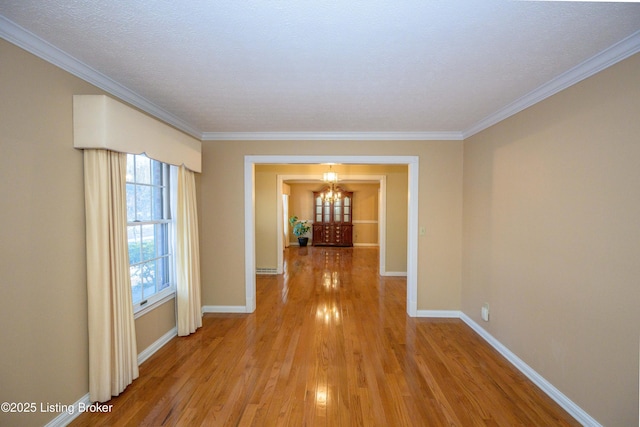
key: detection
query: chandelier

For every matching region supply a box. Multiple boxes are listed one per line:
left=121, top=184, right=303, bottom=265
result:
left=321, top=165, right=341, bottom=202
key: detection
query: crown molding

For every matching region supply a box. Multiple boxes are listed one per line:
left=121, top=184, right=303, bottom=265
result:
left=0, top=16, right=203, bottom=140
left=0, top=14, right=458, bottom=143
left=201, top=131, right=463, bottom=141
left=3, top=14, right=637, bottom=143
left=463, top=29, right=640, bottom=139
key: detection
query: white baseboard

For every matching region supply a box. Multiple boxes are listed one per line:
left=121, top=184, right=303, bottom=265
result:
left=45, top=327, right=177, bottom=427
left=138, top=326, right=178, bottom=365
left=202, top=305, right=249, bottom=313
left=416, top=310, right=601, bottom=427
left=43, top=393, right=90, bottom=427
left=415, top=309, right=460, bottom=318
left=459, top=313, right=601, bottom=426
left=380, top=271, right=407, bottom=277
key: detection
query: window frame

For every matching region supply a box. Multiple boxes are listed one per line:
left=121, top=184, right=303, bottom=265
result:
left=125, top=154, right=177, bottom=317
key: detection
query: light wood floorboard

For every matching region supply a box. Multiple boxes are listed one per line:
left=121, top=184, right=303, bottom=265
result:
left=70, top=247, right=579, bottom=426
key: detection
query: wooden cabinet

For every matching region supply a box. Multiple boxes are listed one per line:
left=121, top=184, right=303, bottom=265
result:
left=312, top=188, right=353, bottom=246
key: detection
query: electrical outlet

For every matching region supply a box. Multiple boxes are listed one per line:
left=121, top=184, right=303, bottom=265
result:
left=481, top=303, right=490, bottom=322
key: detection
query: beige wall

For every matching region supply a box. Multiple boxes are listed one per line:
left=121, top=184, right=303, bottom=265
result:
left=255, top=167, right=279, bottom=269
left=385, top=167, right=409, bottom=274
left=134, top=299, right=176, bottom=353
left=200, top=141, right=463, bottom=310
left=342, top=182, right=380, bottom=246
left=0, top=40, right=177, bottom=426
left=289, top=182, right=318, bottom=227
left=462, top=53, right=640, bottom=426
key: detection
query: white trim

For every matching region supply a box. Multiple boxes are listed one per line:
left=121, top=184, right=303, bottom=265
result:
left=276, top=175, right=285, bottom=274
left=353, top=219, right=378, bottom=224
left=3, top=15, right=638, bottom=145
left=463, top=29, right=640, bottom=139
left=133, top=291, right=175, bottom=319
left=353, top=243, right=379, bottom=247
left=47, top=326, right=177, bottom=424
left=3, top=14, right=637, bottom=144
left=459, top=313, right=602, bottom=427
left=137, top=327, right=177, bottom=365
left=381, top=271, right=407, bottom=277
left=415, top=310, right=460, bottom=318
left=413, top=310, right=601, bottom=426
left=406, top=160, right=419, bottom=316
left=44, top=325, right=176, bottom=426
left=43, top=393, right=91, bottom=427
left=202, top=305, right=250, bottom=313
left=203, top=131, right=463, bottom=141
left=0, top=16, right=202, bottom=140
left=246, top=155, right=418, bottom=318
left=244, top=158, right=257, bottom=313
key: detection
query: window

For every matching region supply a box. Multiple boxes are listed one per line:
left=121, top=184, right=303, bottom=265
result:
left=126, top=154, right=175, bottom=313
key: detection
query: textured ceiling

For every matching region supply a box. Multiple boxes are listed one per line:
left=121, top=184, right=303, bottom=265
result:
left=1, top=1, right=640, bottom=139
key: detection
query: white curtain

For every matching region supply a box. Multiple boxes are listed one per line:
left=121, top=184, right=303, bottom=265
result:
left=83, top=149, right=139, bottom=403
left=176, top=165, right=202, bottom=336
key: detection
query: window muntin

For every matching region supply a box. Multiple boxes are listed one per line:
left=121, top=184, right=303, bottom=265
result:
left=126, top=154, right=174, bottom=309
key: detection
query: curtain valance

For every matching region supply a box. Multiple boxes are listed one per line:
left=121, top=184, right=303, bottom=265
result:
left=73, top=95, right=201, bottom=173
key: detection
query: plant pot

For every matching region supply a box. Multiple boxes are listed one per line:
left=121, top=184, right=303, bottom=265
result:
left=297, top=237, right=309, bottom=247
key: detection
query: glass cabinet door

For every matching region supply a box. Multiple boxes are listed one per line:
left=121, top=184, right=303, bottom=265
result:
left=343, top=196, right=350, bottom=223
left=334, top=198, right=342, bottom=222
left=315, top=196, right=323, bottom=222
left=323, top=199, right=331, bottom=223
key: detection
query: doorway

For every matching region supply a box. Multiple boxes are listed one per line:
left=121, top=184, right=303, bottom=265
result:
left=277, top=174, right=387, bottom=275
left=244, top=155, right=419, bottom=317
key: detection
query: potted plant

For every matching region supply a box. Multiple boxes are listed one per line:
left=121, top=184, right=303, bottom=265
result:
left=289, top=215, right=311, bottom=247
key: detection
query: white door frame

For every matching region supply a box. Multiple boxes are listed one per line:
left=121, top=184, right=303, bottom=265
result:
left=244, top=155, right=419, bottom=317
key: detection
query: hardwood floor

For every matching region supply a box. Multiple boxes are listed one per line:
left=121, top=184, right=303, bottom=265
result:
left=71, top=247, right=579, bottom=426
